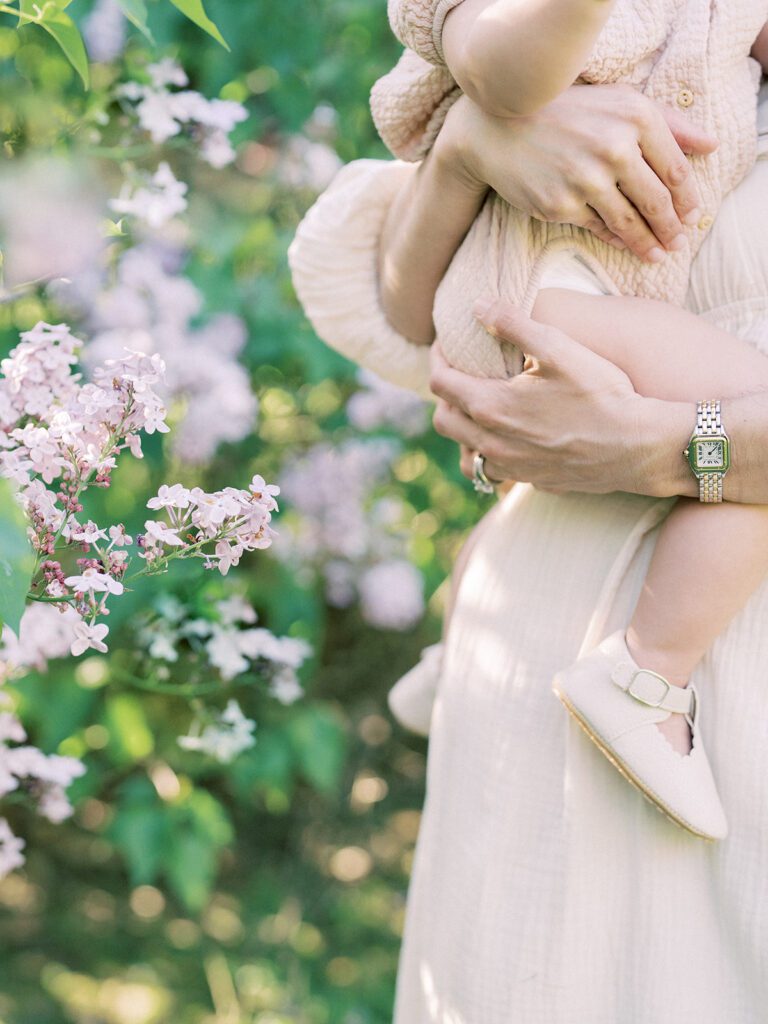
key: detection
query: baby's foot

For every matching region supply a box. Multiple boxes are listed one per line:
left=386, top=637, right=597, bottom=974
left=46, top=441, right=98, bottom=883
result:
left=655, top=713, right=692, bottom=756
left=625, top=636, right=693, bottom=756
left=552, top=630, right=727, bottom=840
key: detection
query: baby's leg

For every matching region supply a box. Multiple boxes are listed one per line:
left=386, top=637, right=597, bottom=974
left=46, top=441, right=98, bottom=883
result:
left=533, top=288, right=768, bottom=752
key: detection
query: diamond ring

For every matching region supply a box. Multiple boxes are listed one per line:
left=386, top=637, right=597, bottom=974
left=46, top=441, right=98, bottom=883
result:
left=472, top=452, right=496, bottom=494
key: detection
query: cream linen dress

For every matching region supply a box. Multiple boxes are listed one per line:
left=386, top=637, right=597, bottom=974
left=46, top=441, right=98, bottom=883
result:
left=288, top=89, right=768, bottom=1024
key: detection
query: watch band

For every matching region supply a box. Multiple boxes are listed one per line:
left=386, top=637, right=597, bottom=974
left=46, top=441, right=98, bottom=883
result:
left=696, top=400, right=724, bottom=503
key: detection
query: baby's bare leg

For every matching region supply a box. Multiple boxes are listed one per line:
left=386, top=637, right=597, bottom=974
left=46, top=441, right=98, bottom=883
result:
left=533, top=288, right=768, bottom=752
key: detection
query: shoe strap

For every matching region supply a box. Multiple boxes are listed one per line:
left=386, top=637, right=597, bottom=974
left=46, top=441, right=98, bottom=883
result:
left=612, top=662, right=696, bottom=717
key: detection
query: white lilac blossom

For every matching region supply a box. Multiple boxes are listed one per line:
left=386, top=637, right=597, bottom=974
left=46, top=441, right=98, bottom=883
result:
left=78, top=245, right=258, bottom=464
left=178, top=700, right=256, bottom=763
left=268, top=668, right=304, bottom=705
left=82, top=0, right=126, bottom=63
left=137, top=595, right=310, bottom=701
left=110, top=162, right=188, bottom=229
left=0, top=709, right=85, bottom=879
left=358, top=559, right=425, bottom=631
left=0, top=819, right=25, bottom=878
left=346, top=369, right=430, bottom=437
left=117, top=59, right=248, bottom=168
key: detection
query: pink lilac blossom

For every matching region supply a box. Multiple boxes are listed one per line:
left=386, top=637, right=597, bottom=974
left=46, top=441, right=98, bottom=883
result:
left=82, top=0, right=126, bottom=62
left=277, top=439, right=426, bottom=630
left=0, top=605, right=81, bottom=684
left=70, top=621, right=109, bottom=657
left=358, top=559, right=425, bottom=631
left=277, top=136, right=343, bottom=193
left=78, top=246, right=258, bottom=464
left=0, top=321, right=276, bottom=652
left=346, top=369, right=430, bottom=437
left=0, top=159, right=105, bottom=290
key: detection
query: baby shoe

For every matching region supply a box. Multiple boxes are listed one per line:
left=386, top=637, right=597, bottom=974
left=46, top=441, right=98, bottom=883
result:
left=387, top=642, right=443, bottom=737
left=553, top=630, right=727, bottom=840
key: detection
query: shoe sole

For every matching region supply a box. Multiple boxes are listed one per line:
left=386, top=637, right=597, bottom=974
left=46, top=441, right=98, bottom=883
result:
left=553, top=685, right=717, bottom=842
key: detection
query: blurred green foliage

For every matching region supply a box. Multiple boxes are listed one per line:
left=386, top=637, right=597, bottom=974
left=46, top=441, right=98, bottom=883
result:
left=0, top=2, right=484, bottom=1021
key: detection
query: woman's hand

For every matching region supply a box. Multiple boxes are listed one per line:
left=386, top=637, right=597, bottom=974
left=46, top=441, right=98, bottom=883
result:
left=430, top=299, right=697, bottom=498
left=435, top=85, right=718, bottom=263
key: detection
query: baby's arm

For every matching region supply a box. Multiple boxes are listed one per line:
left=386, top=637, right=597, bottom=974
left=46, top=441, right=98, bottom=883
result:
left=379, top=120, right=489, bottom=345
left=532, top=288, right=768, bottom=405
left=751, top=22, right=768, bottom=71
left=442, top=0, right=616, bottom=118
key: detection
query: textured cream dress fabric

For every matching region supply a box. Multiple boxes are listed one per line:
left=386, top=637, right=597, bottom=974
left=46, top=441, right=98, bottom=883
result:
left=289, top=90, right=768, bottom=1024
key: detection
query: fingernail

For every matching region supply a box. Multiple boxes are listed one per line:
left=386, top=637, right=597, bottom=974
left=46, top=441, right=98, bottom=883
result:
left=682, top=207, right=701, bottom=226
left=667, top=234, right=688, bottom=252
left=473, top=296, right=495, bottom=322
left=647, top=246, right=666, bottom=263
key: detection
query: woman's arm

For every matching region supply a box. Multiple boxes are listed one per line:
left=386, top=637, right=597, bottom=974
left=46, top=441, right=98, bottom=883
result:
left=443, top=0, right=615, bottom=118
left=430, top=301, right=768, bottom=504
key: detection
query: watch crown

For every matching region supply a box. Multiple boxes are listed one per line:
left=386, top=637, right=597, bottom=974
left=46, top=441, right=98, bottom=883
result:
left=682, top=448, right=689, bottom=458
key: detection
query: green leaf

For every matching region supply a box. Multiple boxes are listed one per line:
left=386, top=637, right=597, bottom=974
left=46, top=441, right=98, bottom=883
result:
left=164, top=829, right=217, bottom=911
left=104, top=218, right=126, bottom=237
left=287, top=703, right=347, bottom=795
left=167, top=0, right=229, bottom=50
left=109, top=803, right=169, bottom=885
left=115, top=0, right=154, bottom=42
left=37, top=7, right=90, bottom=88
left=103, top=694, right=155, bottom=763
left=0, top=477, right=34, bottom=637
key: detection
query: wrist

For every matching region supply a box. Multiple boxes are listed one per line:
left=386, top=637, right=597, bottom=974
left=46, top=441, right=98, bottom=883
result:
left=630, top=398, right=698, bottom=499
left=433, top=98, right=493, bottom=197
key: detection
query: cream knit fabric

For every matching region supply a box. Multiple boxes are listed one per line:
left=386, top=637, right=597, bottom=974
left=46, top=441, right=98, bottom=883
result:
left=371, top=0, right=766, bottom=378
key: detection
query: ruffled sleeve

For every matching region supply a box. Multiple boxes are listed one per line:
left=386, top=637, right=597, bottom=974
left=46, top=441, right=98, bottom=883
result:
left=287, top=159, right=433, bottom=400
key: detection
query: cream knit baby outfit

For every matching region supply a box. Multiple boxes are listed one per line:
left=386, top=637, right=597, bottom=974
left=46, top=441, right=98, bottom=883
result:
left=370, top=0, right=767, bottom=378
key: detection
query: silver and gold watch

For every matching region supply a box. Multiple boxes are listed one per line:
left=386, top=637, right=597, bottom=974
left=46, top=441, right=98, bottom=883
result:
left=683, top=400, right=731, bottom=503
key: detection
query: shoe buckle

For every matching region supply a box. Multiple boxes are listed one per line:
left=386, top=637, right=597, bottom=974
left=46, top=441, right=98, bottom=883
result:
left=627, top=668, right=673, bottom=709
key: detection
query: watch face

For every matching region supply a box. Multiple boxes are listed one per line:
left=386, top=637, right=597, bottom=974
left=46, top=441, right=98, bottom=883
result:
left=695, top=439, right=726, bottom=470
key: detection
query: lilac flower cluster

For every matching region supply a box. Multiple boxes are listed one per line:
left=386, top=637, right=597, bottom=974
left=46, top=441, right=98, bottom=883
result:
left=76, top=244, right=258, bottom=464
left=118, top=59, right=248, bottom=169
left=138, top=593, right=311, bottom=701
left=278, top=439, right=425, bottom=631
left=0, top=321, right=279, bottom=653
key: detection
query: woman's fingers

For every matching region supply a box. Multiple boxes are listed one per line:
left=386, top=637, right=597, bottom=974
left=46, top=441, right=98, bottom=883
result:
left=580, top=210, right=627, bottom=250
left=471, top=298, right=578, bottom=370
left=433, top=397, right=492, bottom=453
left=641, top=104, right=716, bottom=226
left=589, top=182, right=668, bottom=263
left=616, top=150, right=689, bottom=252
left=429, top=341, right=499, bottom=418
